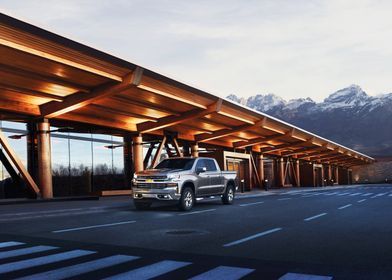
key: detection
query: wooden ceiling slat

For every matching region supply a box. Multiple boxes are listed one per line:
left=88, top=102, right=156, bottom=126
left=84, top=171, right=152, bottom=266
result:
left=0, top=83, right=64, bottom=102
left=137, top=99, right=222, bottom=134
left=88, top=104, right=156, bottom=122
left=0, top=97, right=40, bottom=115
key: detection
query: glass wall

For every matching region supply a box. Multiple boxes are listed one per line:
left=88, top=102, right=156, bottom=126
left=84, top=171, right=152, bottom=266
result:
left=0, top=121, right=125, bottom=198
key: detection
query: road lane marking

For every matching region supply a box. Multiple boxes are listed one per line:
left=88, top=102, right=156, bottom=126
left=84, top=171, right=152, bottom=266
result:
left=0, top=250, right=95, bottom=274
left=357, top=199, right=367, bottom=203
left=0, top=241, right=24, bottom=248
left=324, top=192, right=338, bottom=196
left=362, top=193, right=373, bottom=196
left=17, top=254, right=138, bottom=280
left=239, top=201, right=264, bottom=207
left=304, top=213, right=327, bottom=222
left=349, top=193, right=362, bottom=196
left=103, top=260, right=191, bottom=280
left=371, top=192, right=388, bottom=198
left=52, top=220, right=136, bottom=233
left=389, top=193, right=392, bottom=197
left=338, top=204, right=352, bottom=210
left=223, top=228, right=282, bottom=247
left=278, top=198, right=292, bottom=201
left=179, top=209, right=216, bottom=216
left=279, top=272, right=332, bottom=280
left=337, top=193, right=350, bottom=196
left=0, top=246, right=57, bottom=260
left=189, top=265, right=255, bottom=280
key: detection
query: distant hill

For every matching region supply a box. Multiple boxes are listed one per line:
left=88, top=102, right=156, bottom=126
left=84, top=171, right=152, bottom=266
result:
left=227, top=85, right=392, bottom=157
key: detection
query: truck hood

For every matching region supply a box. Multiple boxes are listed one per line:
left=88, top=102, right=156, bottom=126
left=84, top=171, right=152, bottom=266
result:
left=136, top=169, right=187, bottom=177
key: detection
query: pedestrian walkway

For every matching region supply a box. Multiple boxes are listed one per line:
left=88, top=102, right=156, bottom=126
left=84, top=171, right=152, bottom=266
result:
left=0, top=240, right=333, bottom=279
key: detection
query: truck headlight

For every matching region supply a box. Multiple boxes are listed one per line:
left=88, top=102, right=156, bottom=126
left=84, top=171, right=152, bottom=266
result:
left=167, top=174, right=180, bottom=181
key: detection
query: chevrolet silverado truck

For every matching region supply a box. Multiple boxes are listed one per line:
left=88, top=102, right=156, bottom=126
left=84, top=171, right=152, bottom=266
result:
left=132, top=157, right=237, bottom=211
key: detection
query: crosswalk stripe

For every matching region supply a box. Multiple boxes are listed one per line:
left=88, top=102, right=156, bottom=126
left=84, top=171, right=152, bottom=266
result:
left=349, top=193, right=361, bottom=196
left=103, top=260, right=191, bottom=280
left=0, top=242, right=24, bottom=249
left=0, top=246, right=57, bottom=260
left=15, top=254, right=137, bottom=280
left=189, top=265, right=255, bottom=280
left=324, top=192, right=338, bottom=196
left=337, top=193, right=350, bottom=196
left=279, top=272, right=332, bottom=279
left=0, top=249, right=94, bottom=274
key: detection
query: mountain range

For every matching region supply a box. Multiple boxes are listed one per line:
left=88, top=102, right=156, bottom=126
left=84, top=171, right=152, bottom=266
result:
left=227, top=85, right=392, bottom=157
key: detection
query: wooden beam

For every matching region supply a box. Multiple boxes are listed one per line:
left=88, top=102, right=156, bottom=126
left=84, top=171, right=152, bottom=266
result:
left=0, top=129, right=41, bottom=197
left=172, top=138, right=183, bottom=157
left=298, top=149, right=336, bottom=159
left=308, top=152, right=341, bottom=160
left=0, top=63, right=90, bottom=92
left=143, top=143, right=156, bottom=169
left=195, top=119, right=265, bottom=143
left=0, top=98, right=40, bottom=115
left=151, top=137, right=167, bottom=167
left=40, top=67, right=143, bottom=118
left=0, top=83, right=65, bottom=102
left=137, top=99, right=222, bottom=134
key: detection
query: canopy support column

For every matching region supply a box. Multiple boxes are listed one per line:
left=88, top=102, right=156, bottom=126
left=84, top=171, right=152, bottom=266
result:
left=191, top=143, right=199, bottom=157
left=37, top=120, right=53, bottom=198
left=132, top=135, right=143, bottom=173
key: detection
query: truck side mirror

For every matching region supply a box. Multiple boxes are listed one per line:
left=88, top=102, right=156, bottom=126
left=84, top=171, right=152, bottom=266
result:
left=196, top=167, right=207, bottom=174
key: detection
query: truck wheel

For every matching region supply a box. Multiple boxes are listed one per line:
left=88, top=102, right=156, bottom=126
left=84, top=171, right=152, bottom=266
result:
left=134, top=200, right=152, bottom=210
left=222, top=184, right=235, bottom=205
left=178, top=187, right=195, bottom=211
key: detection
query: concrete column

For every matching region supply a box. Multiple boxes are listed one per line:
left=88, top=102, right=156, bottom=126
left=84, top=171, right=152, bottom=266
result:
left=37, top=120, right=53, bottom=199
left=295, top=160, right=301, bottom=187
left=183, top=142, right=191, bottom=157
left=321, top=164, right=325, bottom=186
left=132, top=135, right=143, bottom=173
left=335, top=166, right=339, bottom=185
left=191, top=143, right=199, bottom=157
left=279, top=158, right=285, bottom=187
left=257, top=154, right=264, bottom=188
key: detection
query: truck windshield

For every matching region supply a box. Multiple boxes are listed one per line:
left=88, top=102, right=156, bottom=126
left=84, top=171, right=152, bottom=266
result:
left=155, top=158, right=195, bottom=170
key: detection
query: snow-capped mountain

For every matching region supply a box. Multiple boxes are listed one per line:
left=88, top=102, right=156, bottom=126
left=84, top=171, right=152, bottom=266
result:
left=227, top=85, right=392, bottom=156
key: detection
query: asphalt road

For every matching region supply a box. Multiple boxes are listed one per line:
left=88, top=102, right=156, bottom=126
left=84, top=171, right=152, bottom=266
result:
left=0, top=184, right=392, bottom=279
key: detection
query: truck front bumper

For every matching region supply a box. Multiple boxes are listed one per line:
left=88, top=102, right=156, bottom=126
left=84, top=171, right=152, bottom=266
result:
left=133, top=186, right=181, bottom=201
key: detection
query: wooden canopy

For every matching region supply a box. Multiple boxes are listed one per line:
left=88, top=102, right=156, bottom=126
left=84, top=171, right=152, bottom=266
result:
left=0, top=13, right=374, bottom=168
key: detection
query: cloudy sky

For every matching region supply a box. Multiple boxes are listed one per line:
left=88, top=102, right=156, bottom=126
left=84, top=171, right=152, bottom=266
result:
left=2, top=0, right=392, bottom=101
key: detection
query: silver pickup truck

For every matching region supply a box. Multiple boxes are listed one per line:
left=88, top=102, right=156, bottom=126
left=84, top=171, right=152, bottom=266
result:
left=132, top=157, right=237, bottom=211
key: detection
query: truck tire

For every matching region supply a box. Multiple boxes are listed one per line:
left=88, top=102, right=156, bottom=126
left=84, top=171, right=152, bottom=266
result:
left=178, top=187, right=195, bottom=211
left=222, top=183, right=235, bottom=205
left=134, top=200, right=152, bottom=210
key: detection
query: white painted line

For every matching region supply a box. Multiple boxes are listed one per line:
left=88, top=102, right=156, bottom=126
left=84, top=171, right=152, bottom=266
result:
left=357, top=199, right=367, bottom=203
left=0, top=241, right=24, bottom=248
left=279, top=272, right=332, bottom=280
left=189, top=265, right=255, bottom=280
left=223, top=228, right=282, bottom=247
left=338, top=204, right=352, bottom=210
left=52, top=221, right=136, bottom=233
left=337, top=192, right=350, bottom=196
left=349, top=193, right=362, bottom=196
left=179, top=209, right=216, bottom=216
left=278, top=198, right=292, bottom=201
left=239, top=201, right=264, bottom=207
left=0, top=246, right=57, bottom=260
left=370, top=193, right=387, bottom=198
left=0, top=250, right=95, bottom=275
left=362, top=193, right=373, bottom=196
left=324, top=192, right=338, bottom=196
left=17, top=254, right=138, bottom=280
left=103, top=260, right=191, bottom=280
left=389, top=194, right=392, bottom=197
left=304, top=213, right=327, bottom=222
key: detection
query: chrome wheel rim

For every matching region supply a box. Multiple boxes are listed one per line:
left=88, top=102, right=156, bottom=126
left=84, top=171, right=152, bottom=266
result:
left=185, top=191, right=193, bottom=208
left=228, top=188, right=234, bottom=201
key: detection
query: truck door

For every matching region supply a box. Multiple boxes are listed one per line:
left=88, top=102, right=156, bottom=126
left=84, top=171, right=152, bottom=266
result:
left=194, top=159, right=211, bottom=196
left=205, top=159, right=224, bottom=194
